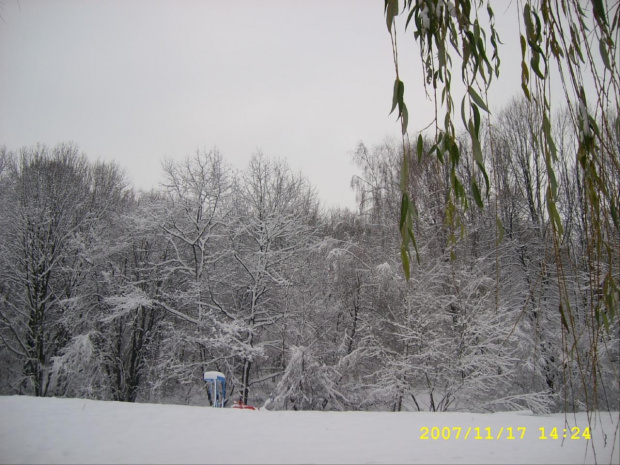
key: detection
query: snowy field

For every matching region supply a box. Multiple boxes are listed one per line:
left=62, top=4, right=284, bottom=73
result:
left=0, top=396, right=618, bottom=464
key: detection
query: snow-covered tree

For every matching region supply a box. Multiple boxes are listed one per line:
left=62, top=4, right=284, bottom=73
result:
left=146, top=149, right=234, bottom=402
left=223, top=153, right=319, bottom=405
left=0, top=144, right=127, bottom=396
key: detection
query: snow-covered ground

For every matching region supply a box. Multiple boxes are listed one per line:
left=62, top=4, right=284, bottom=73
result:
left=0, top=396, right=618, bottom=464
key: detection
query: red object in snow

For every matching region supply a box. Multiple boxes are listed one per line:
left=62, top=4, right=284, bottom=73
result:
left=232, top=400, right=258, bottom=410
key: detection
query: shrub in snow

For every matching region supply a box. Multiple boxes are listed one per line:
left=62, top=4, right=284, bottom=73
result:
left=265, top=346, right=347, bottom=411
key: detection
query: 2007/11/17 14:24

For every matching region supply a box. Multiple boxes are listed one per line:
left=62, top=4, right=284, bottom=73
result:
left=419, top=426, right=591, bottom=440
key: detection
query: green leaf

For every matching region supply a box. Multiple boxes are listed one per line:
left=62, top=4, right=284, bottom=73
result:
left=591, top=0, right=608, bottom=27
left=400, top=150, right=408, bottom=192
left=559, top=303, right=570, bottom=333
left=542, top=113, right=558, bottom=161
left=468, top=86, right=490, bottom=113
left=546, top=158, right=558, bottom=199
left=599, top=38, right=612, bottom=71
left=400, top=193, right=409, bottom=231
left=521, top=82, right=531, bottom=101
left=471, top=179, right=484, bottom=208
left=400, top=245, right=410, bottom=281
left=390, top=80, right=407, bottom=132
left=454, top=173, right=466, bottom=200
left=405, top=7, right=415, bottom=30
left=401, top=102, right=409, bottom=134
left=390, top=79, right=400, bottom=115
left=408, top=227, right=420, bottom=265
left=546, top=195, right=564, bottom=236
left=443, top=112, right=452, bottom=135
left=385, top=0, right=399, bottom=33
left=472, top=102, right=481, bottom=137
left=524, top=4, right=534, bottom=41
left=530, top=53, right=545, bottom=79
left=532, top=9, right=542, bottom=40
left=477, top=160, right=490, bottom=195
left=468, top=120, right=484, bottom=166
left=496, top=218, right=505, bottom=244
left=468, top=117, right=490, bottom=196
left=449, top=142, right=460, bottom=166
left=436, top=146, right=445, bottom=164
left=521, top=60, right=529, bottom=84
left=437, top=39, right=446, bottom=69
left=416, top=134, right=424, bottom=163
left=460, top=95, right=469, bottom=130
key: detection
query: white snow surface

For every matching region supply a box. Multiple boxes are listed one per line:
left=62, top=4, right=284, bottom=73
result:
left=0, top=396, right=618, bottom=464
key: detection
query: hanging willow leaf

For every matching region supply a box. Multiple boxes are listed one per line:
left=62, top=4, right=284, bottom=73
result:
left=559, top=303, right=570, bottom=332
left=521, top=64, right=531, bottom=96
left=416, top=134, right=424, bottom=163
left=524, top=3, right=535, bottom=40
left=542, top=113, right=558, bottom=161
left=389, top=79, right=408, bottom=133
left=546, top=157, right=558, bottom=199
left=405, top=7, right=416, bottom=30
left=461, top=95, right=469, bottom=130
left=401, top=102, right=409, bottom=134
left=385, top=0, right=399, bottom=33
left=496, top=218, right=505, bottom=245
left=449, top=141, right=460, bottom=166
left=384, top=0, right=620, bottom=420
left=468, top=120, right=484, bottom=166
left=599, top=38, right=612, bottom=71
left=520, top=34, right=527, bottom=59
left=466, top=118, right=490, bottom=194
left=519, top=34, right=531, bottom=100
left=400, top=245, right=410, bottom=280
left=468, top=86, right=490, bottom=114
left=400, top=149, right=408, bottom=191
left=530, top=53, right=546, bottom=79
left=408, top=226, right=420, bottom=265
left=591, top=0, right=608, bottom=28
left=546, top=194, right=564, bottom=236
left=400, top=192, right=409, bottom=232
left=471, top=179, right=484, bottom=208
left=390, top=79, right=402, bottom=115
left=472, top=102, right=481, bottom=136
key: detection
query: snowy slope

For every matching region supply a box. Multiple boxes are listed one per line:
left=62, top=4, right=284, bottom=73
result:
left=0, top=396, right=618, bottom=464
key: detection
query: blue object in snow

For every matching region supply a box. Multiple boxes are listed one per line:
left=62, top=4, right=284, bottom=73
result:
left=203, top=371, right=226, bottom=407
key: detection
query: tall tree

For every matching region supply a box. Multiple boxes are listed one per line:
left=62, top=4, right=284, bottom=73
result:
left=0, top=144, right=127, bottom=396
left=151, top=149, right=233, bottom=402
left=227, top=153, right=319, bottom=405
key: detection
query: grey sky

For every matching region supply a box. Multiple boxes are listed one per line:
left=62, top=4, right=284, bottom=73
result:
left=1, top=1, right=525, bottom=210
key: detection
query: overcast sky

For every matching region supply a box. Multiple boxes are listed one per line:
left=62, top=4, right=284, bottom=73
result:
left=1, top=1, right=525, bottom=210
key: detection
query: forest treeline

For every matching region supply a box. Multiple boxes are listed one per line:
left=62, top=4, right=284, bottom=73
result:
left=0, top=97, right=618, bottom=413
